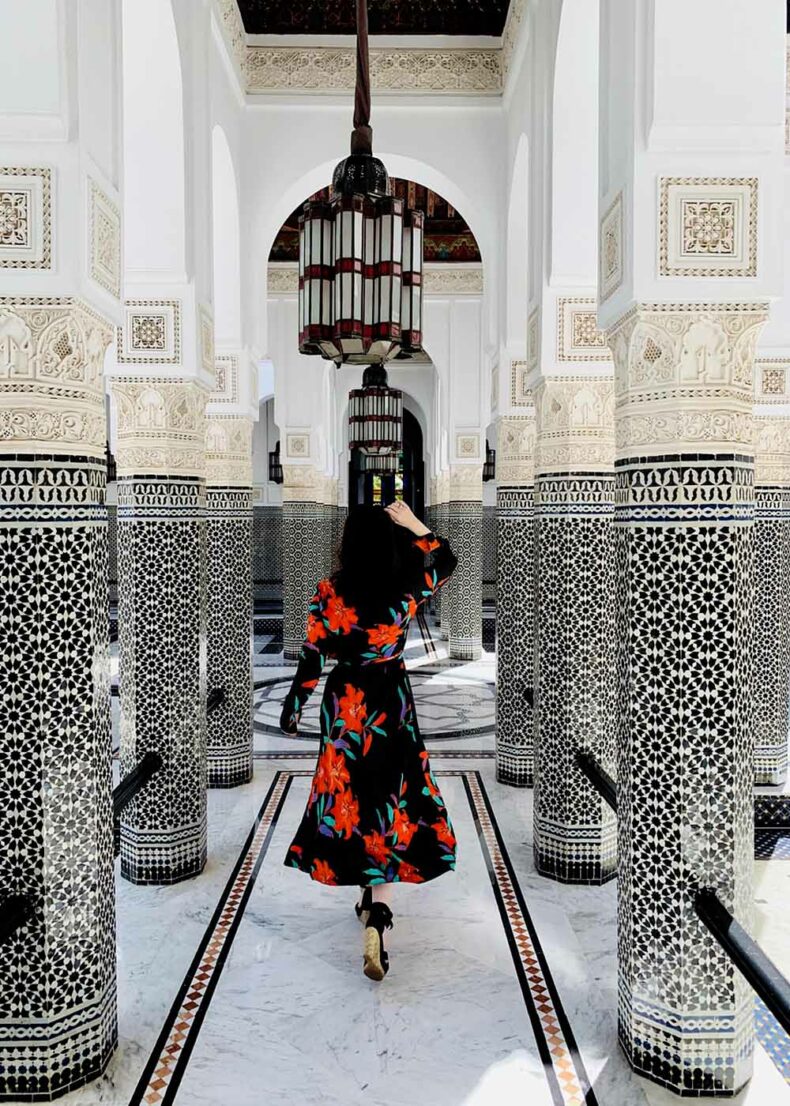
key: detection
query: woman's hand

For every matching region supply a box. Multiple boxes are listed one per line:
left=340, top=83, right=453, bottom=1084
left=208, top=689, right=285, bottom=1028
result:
left=385, top=500, right=430, bottom=537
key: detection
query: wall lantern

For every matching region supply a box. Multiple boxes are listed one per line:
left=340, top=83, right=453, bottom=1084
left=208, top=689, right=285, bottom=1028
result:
left=348, top=364, right=403, bottom=460
left=482, top=440, right=496, bottom=482
left=297, top=0, right=424, bottom=366
left=268, top=439, right=283, bottom=484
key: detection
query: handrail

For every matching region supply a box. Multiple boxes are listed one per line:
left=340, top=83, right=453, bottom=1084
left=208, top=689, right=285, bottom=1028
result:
left=113, top=751, right=162, bottom=821
left=574, top=750, right=617, bottom=814
left=694, top=888, right=790, bottom=1038
left=207, top=687, right=226, bottom=714
left=0, top=894, right=35, bottom=945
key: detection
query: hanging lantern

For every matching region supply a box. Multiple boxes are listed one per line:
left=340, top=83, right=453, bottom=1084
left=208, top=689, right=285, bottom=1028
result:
left=297, top=0, right=423, bottom=365
left=358, top=451, right=399, bottom=475
left=268, top=439, right=283, bottom=484
left=348, top=364, right=403, bottom=458
left=482, top=441, right=496, bottom=482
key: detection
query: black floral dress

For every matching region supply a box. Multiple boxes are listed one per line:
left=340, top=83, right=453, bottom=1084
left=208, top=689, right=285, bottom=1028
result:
left=280, top=531, right=458, bottom=887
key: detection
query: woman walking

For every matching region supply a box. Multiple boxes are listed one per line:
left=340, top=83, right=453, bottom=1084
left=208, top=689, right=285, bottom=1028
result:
left=280, top=500, right=458, bottom=981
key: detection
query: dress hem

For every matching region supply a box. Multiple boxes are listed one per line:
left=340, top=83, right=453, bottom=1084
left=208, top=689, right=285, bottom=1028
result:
left=283, top=856, right=456, bottom=887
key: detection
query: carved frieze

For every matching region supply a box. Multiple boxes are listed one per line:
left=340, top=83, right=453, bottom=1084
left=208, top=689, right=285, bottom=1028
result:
left=600, top=191, right=624, bottom=303
left=658, top=178, right=758, bottom=278
left=497, top=414, right=536, bottom=485
left=88, top=181, right=121, bottom=300
left=0, top=167, right=52, bottom=270
left=557, top=298, right=610, bottom=363
left=205, top=416, right=253, bottom=487
left=510, top=358, right=531, bottom=408
left=754, top=415, right=790, bottom=487
left=111, top=378, right=207, bottom=478
left=534, top=376, right=615, bottom=475
left=449, top=463, right=483, bottom=500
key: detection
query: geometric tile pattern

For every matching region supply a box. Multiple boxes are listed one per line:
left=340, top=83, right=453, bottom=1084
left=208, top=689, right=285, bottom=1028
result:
left=495, top=486, right=534, bottom=786
left=117, top=477, right=208, bottom=884
left=533, top=473, right=617, bottom=883
left=754, top=829, right=790, bottom=860
left=446, top=500, right=483, bottom=659
left=252, top=504, right=283, bottom=600
left=753, top=488, right=790, bottom=785
left=482, top=504, right=496, bottom=603
left=281, top=499, right=326, bottom=660
left=615, top=455, right=754, bottom=1095
left=0, top=455, right=117, bottom=1098
left=206, top=488, right=253, bottom=788
left=754, top=997, right=790, bottom=1085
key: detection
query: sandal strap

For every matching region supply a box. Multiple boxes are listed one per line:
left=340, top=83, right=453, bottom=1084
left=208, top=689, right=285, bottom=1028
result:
left=367, top=902, right=394, bottom=932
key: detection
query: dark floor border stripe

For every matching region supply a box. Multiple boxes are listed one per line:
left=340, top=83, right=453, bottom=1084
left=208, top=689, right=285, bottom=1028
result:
left=466, top=771, right=599, bottom=1106
left=252, top=749, right=496, bottom=760
left=128, top=772, right=291, bottom=1106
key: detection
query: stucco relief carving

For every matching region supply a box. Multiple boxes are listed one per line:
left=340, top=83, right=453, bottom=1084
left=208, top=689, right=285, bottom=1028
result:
left=0, top=167, right=51, bottom=269
left=199, top=305, right=215, bottom=377
left=205, top=416, right=253, bottom=487
left=527, top=309, right=540, bottom=372
left=117, top=300, right=181, bottom=365
left=534, top=376, right=615, bottom=475
left=501, top=0, right=527, bottom=77
left=423, top=267, right=484, bottom=295
left=449, top=463, right=483, bottom=500
left=658, top=178, right=758, bottom=278
left=0, top=298, right=112, bottom=455
left=455, top=432, right=480, bottom=460
left=607, top=303, right=768, bottom=458
left=111, top=378, right=207, bottom=478
left=497, top=414, right=536, bottom=485
left=510, top=359, right=531, bottom=408
left=600, top=192, right=624, bottom=303
left=557, top=297, right=611, bottom=363
left=756, top=360, right=789, bottom=403
left=754, top=415, right=790, bottom=487
left=89, top=181, right=121, bottom=300
left=211, top=354, right=238, bottom=404
left=247, top=46, right=502, bottom=94
left=214, top=0, right=248, bottom=83
left=282, top=463, right=322, bottom=501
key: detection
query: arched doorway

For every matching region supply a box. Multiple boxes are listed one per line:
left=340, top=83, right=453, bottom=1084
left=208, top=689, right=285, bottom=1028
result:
left=348, top=408, right=424, bottom=515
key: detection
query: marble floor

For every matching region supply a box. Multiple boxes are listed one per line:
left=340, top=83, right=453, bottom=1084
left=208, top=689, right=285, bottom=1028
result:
left=87, top=631, right=789, bottom=1106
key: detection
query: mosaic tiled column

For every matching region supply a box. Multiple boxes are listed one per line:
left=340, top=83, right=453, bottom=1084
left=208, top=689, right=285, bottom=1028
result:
left=446, top=465, right=483, bottom=660
left=112, top=380, right=208, bottom=884
left=495, top=414, right=536, bottom=786
left=437, top=494, right=450, bottom=635
left=609, top=304, right=767, bottom=1094
left=533, top=377, right=617, bottom=883
left=282, top=465, right=324, bottom=660
left=0, top=301, right=117, bottom=1097
left=205, top=417, right=253, bottom=788
left=753, top=415, right=790, bottom=786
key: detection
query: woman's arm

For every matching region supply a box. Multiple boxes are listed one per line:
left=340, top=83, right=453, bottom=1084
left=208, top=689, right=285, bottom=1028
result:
left=279, top=586, right=331, bottom=734
left=385, top=501, right=458, bottom=607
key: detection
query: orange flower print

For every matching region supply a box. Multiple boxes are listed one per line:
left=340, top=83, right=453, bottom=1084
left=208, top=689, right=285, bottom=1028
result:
left=432, top=818, right=456, bottom=850
left=315, top=743, right=350, bottom=795
left=363, top=830, right=389, bottom=865
left=424, top=771, right=440, bottom=800
left=325, top=595, right=358, bottom=633
left=338, top=684, right=367, bottom=734
left=397, top=861, right=425, bottom=883
left=317, top=577, right=335, bottom=599
left=312, top=859, right=337, bottom=885
left=333, top=788, right=360, bottom=839
left=391, top=807, right=418, bottom=847
left=406, top=596, right=417, bottom=619
left=306, top=613, right=327, bottom=644
left=368, top=622, right=401, bottom=649
left=414, top=536, right=440, bottom=553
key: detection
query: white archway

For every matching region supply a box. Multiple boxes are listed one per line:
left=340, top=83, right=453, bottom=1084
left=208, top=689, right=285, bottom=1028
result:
left=211, top=125, right=242, bottom=347
left=506, top=134, right=529, bottom=351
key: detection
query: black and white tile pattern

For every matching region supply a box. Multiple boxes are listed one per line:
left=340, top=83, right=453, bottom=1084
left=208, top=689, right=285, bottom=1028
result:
left=446, top=501, right=483, bottom=660
left=0, top=456, right=117, bottom=1098
left=533, top=473, right=617, bottom=883
left=281, top=499, right=326, bottom=660
left=206, top=488, right=253, bottom=788
left=252, top=505, right=282, bottom=602
left=753, top=487, right=790, bottom=786
left=117, top=477, right=207, bottom=884
left=495, top=486, right=534, bottom=787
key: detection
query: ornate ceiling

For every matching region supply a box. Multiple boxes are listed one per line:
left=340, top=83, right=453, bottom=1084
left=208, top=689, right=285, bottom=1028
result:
left=269, top=179, right=481, bottom=263
left=236, top=0, right=510, bottom=38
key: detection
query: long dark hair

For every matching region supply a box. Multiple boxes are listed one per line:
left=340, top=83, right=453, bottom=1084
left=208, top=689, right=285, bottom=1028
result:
left=332, top=505, right=417, bottom=611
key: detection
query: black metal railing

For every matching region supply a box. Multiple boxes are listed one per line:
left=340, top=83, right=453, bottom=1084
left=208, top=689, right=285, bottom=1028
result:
left=207, top=687, right=226, bottom=714
left=113, top=751, right=163, bottom=857
left=0, top=894, right=35, bottom=945
left=695, top=888, right=790, bottom=1037
left=574, top=749, right=617, bottom=813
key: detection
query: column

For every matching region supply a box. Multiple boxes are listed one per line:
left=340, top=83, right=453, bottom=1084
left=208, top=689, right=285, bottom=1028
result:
left=437, top=478, right=450, bottom=637
left=533, top=376, right=617, bottom=882
left=113, top=380, right=208, bottom=883
left=446, top=464, right=483, bottom=660
left=282, top=464, right=324, bottom=660
left=495, top=413, right=536, bottom=786
left=610, top=304, right=766, bottom=1091
left=205, top=416, right=253, bottom=787
left=0, top=302, right=117, bottom=1097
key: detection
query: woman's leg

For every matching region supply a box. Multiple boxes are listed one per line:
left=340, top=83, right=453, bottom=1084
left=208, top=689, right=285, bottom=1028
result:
left=371, top=884, right=393, bottom=906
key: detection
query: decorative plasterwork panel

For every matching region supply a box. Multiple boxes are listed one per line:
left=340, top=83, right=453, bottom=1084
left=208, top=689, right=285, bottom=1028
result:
left=599, top=192, right=623, bottom=303
left=246, top=46, right=502, bottom=94
left=449, top=463, right=483, bottom=500
left=205, top=415, right=253, bottom=487
left=214, top=0, right=248, bottom=81
left=199, top=305, right=215, bottom=376
left=534, top=376, right=615, bottom=475
left=282, top=462, right=321, bottom=500
left=0, top=298, right=111, bottom=456
left=0, top=167, right=52, bottom=269
left=455, top=432, right=480, bottom=460
left=490, top=360, right=499, bottom=411
left=557, top=298, right=611, bottom=363
left=117, top=300, right=181, bottom=365
left=756, top=359, right=790, bottom=403
left=211, top=354, right=239, bottom=404
left=497, top=413, right=536, bottom=485
left=607, top=302, right=768, bottom=460
left=285, top=431, right=310, bottom=459
left=754, top=415, right=790, bottom=487
left=423, top=266, right=484, bottom=295
left=88, top=180, right=121, bottom=300
left=527, top=308, right=540, bottom=372
left=268, top=265, right=298, bottom=294
left=501, top=0, right=527, bottom=78
left=510, top=358, right=531, bottom=408
left=658, top=178, right=758, bottom=278
left=111, top=378, right=207, bottom=478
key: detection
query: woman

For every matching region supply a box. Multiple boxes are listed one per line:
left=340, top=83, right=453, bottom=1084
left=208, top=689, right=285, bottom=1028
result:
left=280, top=500, right=458, bottom=981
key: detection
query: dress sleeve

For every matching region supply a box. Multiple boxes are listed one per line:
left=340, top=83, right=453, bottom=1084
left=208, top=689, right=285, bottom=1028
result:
left=279, top=586, right=331, bottom=734
left=406, top=531, right=458, bottom=608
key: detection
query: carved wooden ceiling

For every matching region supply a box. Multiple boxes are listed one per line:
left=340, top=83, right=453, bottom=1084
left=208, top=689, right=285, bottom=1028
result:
left=237, top=0, right=510, bottom=37
left=269, top=179, right=481, bottom=263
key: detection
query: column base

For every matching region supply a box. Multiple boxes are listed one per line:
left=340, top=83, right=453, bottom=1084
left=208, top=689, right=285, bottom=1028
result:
left=534, top=817, right=617, bottom=885
left=495, top=744, right=534, bottom=788
left=449, top=638, right=482, bottom=661
left=0, top=985, right=117, bottom=1102
left=754, top=756, right=788, bottom=788
left=119, top=821, right=207, bottom=885
left=208, top=755, right=253, bottom=789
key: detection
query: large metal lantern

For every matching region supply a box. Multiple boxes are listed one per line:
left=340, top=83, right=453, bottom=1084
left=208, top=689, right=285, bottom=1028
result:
left=297, top=0, right=424, bottom=366
left=348, top=364, right=403, bottom=458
